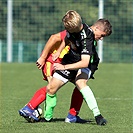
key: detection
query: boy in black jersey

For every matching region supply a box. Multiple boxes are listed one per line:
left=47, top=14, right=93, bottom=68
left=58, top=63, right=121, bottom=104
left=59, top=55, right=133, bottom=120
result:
left=52, top=11, right=112, bottom=125
left=19, top=10, right=112, bottom=125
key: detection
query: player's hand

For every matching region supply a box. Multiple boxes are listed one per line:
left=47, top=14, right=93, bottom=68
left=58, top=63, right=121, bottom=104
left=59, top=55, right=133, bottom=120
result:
left=53, top=63, right=65, bottom=70
left=36, top=57, right=45, bottom=69
left=52, top=52, right=60, bottom=61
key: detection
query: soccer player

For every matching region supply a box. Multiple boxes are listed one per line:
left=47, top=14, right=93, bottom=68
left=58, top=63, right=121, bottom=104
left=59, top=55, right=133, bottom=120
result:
left=19, top=10, right=112, bottom=125
left=38, top=30, right=69, bottom=82
left=36, top=30, right=84, bottom=122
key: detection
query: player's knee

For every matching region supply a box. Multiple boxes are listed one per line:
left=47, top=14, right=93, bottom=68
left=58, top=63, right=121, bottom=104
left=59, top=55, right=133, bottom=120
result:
left=46, top=84, right=55, bottom=95
left=75, top=80, right=87, bottom=89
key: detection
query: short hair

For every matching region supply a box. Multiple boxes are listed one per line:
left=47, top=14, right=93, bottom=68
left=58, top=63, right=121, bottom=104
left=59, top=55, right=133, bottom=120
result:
left=62, top=10, right=82, bottom=33
left=94, top=18, right=112, bottom=36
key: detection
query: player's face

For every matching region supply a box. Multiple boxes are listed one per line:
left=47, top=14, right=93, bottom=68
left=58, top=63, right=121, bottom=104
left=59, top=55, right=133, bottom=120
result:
left=94, top=27, right=106, bottom=41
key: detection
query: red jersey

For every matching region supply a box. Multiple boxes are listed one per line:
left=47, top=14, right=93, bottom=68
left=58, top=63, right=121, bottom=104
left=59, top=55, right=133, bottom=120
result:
left=46, top=30, right=69, bottom=63
left=42, top=30, right=70, bottom=80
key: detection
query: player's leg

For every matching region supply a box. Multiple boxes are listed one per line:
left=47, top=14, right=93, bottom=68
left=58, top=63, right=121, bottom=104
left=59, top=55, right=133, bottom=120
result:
left=65, top=69, right=88, bottom=123
left=75, top=68, right=107, bottom=125
left=65, top=87, right=85, bottom=123
left=69, top=87, right=83, bottom=116
left=19, top=86, right=47, bottom=122
left=40, top=61, right=57, bottom=122
left=19, top=61, right=55, bottom=122
left=19, top=62, right=49, bottom=114
left=19, top=75, right=63, bottom=123
left=44, top=73, right=67, bottom=121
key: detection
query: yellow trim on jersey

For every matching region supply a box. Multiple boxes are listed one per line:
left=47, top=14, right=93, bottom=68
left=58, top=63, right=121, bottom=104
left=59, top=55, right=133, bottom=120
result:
left=59, top=46, right=70, bottom=58
left=51, top=46, right=70, bottom=59
left=46, top=62, right=52, bottom=77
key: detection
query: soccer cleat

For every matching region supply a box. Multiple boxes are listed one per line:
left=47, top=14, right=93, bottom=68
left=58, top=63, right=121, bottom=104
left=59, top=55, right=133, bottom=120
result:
left=19, top=105, right=39, bottom=122
left=95, top=114, right=107, bottom=126
left=65, top=113, right=87, bottom=123
left=76, top=116, right=88, bottom=123
left=38, top=117, right=53, bottom=122
left=65, top=113, right=77, bottom=123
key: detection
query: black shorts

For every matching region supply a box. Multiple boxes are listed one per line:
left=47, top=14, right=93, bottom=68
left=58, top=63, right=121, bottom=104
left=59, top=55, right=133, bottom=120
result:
left=55, top=69, right=78, bottom=81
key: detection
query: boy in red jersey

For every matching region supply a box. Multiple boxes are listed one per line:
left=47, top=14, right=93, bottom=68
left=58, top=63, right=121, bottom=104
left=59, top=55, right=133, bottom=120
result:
left=40, top=30, right=69, bottom=82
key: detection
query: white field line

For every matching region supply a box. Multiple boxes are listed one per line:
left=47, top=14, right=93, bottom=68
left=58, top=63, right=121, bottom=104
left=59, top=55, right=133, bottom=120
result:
left=0, top=97, right=132, bottom=101
left=96, top=97, right=132, bottom=101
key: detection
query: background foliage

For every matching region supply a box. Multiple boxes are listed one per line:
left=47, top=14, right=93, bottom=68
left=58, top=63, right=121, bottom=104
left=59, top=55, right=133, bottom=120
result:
left=0, top=0, right=132, bottom=62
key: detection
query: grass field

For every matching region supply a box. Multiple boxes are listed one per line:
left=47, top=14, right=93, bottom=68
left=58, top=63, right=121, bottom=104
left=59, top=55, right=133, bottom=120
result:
left=0, top=63, right=132, bottom=133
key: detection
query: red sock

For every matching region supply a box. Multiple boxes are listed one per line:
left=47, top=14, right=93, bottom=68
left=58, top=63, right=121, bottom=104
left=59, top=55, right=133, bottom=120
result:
left=27, top=86, right=47, bottom=109
left=69, top=87, right=83, bottom=116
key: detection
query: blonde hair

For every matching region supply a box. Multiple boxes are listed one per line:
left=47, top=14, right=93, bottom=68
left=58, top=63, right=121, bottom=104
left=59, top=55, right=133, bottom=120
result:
left=62, top=10, right=82, bottom=33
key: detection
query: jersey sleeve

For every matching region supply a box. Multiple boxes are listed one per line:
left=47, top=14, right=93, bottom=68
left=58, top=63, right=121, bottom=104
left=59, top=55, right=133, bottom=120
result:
left=60, top=30, right=66, bottom=40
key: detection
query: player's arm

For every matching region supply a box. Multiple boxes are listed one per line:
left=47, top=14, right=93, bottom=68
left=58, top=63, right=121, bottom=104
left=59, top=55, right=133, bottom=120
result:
left=53, top=36, right=71, bottom=59
left=56, top=40, right=66, bottom=54
left=36, top=33, right=62, bottom=69
left=53, top=54, right=90, bottom=70
left=53, top=38, right=92, bottom=70
left=52, top=40, right=66, bottom=61
left=65, top=54, right=90, bottom=70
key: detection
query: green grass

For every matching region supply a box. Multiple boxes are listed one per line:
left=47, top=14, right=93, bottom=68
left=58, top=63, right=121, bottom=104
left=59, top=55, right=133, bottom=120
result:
left=0, top=63, right=132, bottom=133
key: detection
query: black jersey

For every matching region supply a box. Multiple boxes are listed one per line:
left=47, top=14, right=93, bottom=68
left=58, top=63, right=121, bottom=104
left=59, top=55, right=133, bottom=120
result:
left=62, top=23, right=97, bottom=65
left=56, top=23, right=99, bottom=80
